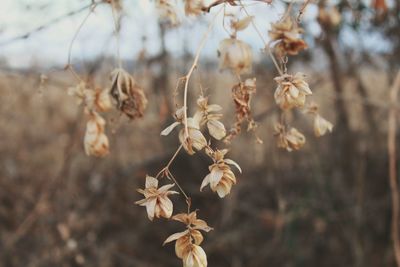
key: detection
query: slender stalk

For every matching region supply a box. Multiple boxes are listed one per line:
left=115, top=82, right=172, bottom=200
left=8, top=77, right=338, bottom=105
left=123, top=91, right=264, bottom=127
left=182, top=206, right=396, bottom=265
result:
left=110, top=0, right=122, bottom=68
left=182, top=7, right=223, bottom=141
left=67, top=3, right=97, bottom=67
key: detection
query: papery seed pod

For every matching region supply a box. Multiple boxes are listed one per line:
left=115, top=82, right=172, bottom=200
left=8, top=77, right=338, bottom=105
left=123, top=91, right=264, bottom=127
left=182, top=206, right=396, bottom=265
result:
left=110, top=68, right=148, bottom=119
left=178, top=118, right=207, bottom=155
left=230, top=16, right=254, bottom=32
left=274, top=73, right=312, bottom=110
left=68, top=82, right=87, bottom=105
left=274, top=123, right=305, bottom=151
left=218, top=38, right=253, bottom=75
left=156, top=0, right=180, bottom=26
left=185, top=0, right=204, bottom=16
left=84, top=112, right=109, bottom=157
left=269, top=16, right=308, bottom=56
left=135, top=175, right=179, bottom=221
left=200, top=149, right=241, bottom=198
left=183, top=244, right=207, bottom=267
left=314, top=114, right=333, bottom=137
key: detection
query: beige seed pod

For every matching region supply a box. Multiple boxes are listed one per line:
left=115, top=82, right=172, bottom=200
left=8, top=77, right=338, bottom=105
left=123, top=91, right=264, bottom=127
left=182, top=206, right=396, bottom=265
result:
left=314, top=114, right=333, bottom=137
left=185, top=0, right=204, bottom=16
left=110, top=68, right=148, bottom=120
left=156, top=0, right=179, bottom=26
left=218, top=38, right=253, bottom=75
left=84, top=112, right=109, bottom=157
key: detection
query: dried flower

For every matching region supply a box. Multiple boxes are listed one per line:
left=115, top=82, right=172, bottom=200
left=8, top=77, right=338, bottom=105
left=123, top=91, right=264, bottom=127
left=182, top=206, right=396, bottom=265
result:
left=185, top=0, right=204, bottom=16
left=318, top=6, right=342, bottom=27
left=161, top=107, right=207, bottom=155
left=194, top=96, right=226, bottom=140
left=274, top=72, right=312, bottom=110
left=225, top=78, right=261, bottom=143
left=110, top=68, right=148, bottom=119
left=230, top=16, right=254, bottom=32
left=68, top=82, right=87, bottom=105
left=135, top=175, right=179, bottom=221
left=156, top=0, right=179, bottom=26
left=201, top=149, right=241, bottom=198
left=164, top=211, right=212, bottom=266
left=68, top=82, right=112, bottom=112
left=84, top=112, right=109, bottom=157
left=218, top=38, right=253, bottom=75
left=274, top=123, right=305, bottom=152
left=314, top=114, right=333, bottom=137
left=269, top=16, right=308, bottom=56
left=304, top=103, right=333, bottom=137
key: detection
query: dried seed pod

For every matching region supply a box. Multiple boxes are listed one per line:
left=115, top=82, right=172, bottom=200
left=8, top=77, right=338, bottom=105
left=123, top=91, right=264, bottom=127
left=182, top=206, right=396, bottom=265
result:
left=225, top=78, right=260, bottom=144
left=274, top=72, right=312, bottom=110
left=135, top=175, right=179, bottom=221
left=218, top=38, right=253, bottom=75
left=230, top=16, right=254, bottom=32
left=274, top=123, right=305, bottom=151
left=156, top=0, right=179, bottom=26
left=84, top=112, right=109, bottom=157
left=185, top=0, right=204, bottom=16
left=110, top=68, right=148, bottom=119
left=201, top=149, right=241, bottom=198
left=269, top=16, right=308, bottom=56
left=164, top=211, right=212, bottom=266
left=304, top=102, right=334, bottom=137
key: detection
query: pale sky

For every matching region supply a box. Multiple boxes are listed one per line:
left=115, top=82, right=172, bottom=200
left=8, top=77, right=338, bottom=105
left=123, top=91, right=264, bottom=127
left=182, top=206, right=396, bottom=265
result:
left=0, top=0, right=312, bottom=68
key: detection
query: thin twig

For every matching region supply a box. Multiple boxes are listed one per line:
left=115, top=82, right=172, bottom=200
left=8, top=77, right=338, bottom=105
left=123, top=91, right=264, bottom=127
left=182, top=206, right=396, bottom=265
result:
left=182, top=7, right=223, bottom=140
left=238, top=1, right=283, bottom=75
left=155, top=144, right=183, bottom=179
left=296, top=0, right=312, bottom=23
left=67, top=3, right=98, bottom=66
left=388, top=70, right=400, bottom=267
left=110, top=0, right=122, bottom=68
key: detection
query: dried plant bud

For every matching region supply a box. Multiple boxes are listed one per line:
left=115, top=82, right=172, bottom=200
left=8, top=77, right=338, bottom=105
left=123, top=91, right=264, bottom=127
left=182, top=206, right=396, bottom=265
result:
left=194, top=96, right=226, bottom=140
left=225, top=78, right=260, bottom=143
left=183, top=244, right=207, bottom=267
left=110, top=68, right=148, bottom=119
left=269, top=16, right=308, bottom=56
left=161, top=107, right=207, bottom=154
left=156, top=0, right=179, bottom=26
left=201, top=149, right=241, bottom=198
left=164, top=211, right=212, bottom=266
left=314, top=114, right=333, bottom=137
left=85, top=88, right=113, bottom=112
left=68, top=82, right=87, bottom=105
left=274, top=72, right=312, bottom=110
left=318, top=6, right=341, bottom=27
left=69, top=82, right=113, bottom=113
left=230, top=16, right=254, bottom=32
left=218, top=38, right=253, bottom=75
left=185, top=0, right=204, bottom=16
left=304, top=102, right=334, bottom=137
left=84, top=112, right=109, bottom=157
left=178, top=118, right=207, bottom=155
left=274, top=123, right=305, bottom=152
left=135, top=175, right=179, bottom=221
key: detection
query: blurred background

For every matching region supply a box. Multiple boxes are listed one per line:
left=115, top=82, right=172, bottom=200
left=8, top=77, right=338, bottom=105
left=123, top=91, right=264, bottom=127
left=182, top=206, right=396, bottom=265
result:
left=1, top=0, right=400, bottom=266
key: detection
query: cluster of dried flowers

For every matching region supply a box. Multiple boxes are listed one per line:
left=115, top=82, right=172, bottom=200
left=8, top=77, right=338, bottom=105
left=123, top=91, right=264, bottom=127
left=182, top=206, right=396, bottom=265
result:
left=64, top=1, right=334, bottom=266
left=138, top=94, right=240, bottom=266
left=67, top=69, right=147, bottom=157
left=269, top=14, right=333, bottom=151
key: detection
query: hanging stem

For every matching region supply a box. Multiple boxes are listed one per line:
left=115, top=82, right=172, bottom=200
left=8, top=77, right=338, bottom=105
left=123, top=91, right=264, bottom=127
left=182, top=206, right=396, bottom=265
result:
left=182, top=7, right=224, bottom=141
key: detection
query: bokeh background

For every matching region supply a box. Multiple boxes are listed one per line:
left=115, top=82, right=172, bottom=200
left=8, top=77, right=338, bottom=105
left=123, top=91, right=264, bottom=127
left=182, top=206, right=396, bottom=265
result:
left=1, top=0, right=400, bottom=266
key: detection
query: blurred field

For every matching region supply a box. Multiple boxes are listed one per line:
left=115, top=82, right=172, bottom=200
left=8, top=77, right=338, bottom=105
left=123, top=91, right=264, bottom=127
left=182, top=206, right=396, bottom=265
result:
left=0, top=57, right=396, bottom=266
